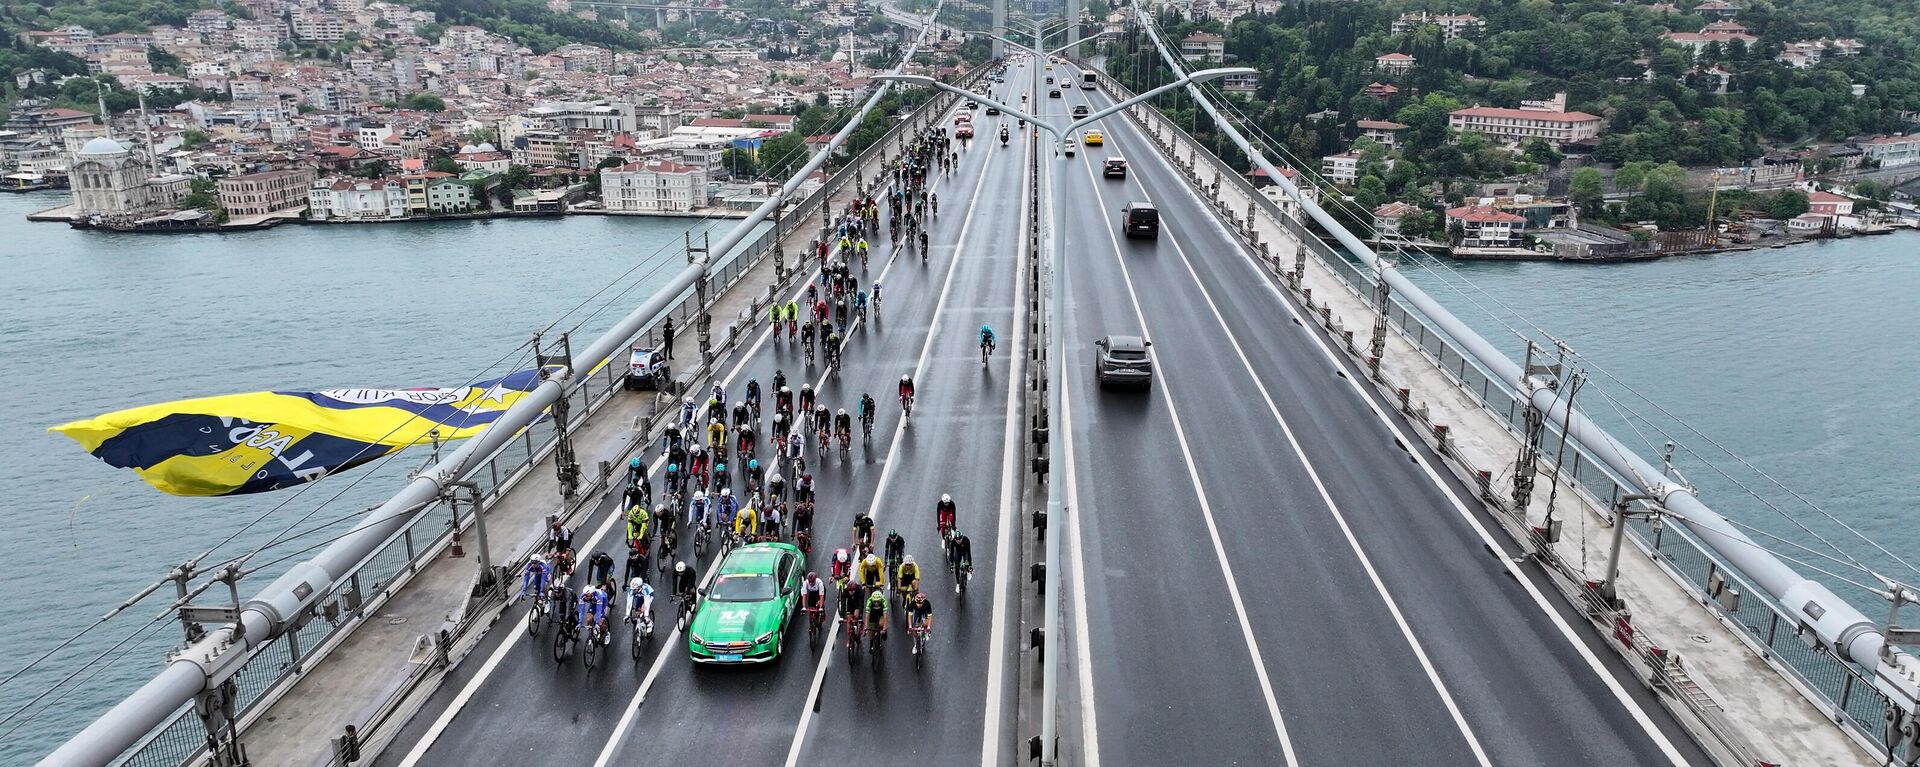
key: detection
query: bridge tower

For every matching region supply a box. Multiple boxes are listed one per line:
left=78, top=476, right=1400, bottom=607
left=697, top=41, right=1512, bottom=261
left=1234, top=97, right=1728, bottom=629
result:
left=993, top=0, right=1007, bottom=58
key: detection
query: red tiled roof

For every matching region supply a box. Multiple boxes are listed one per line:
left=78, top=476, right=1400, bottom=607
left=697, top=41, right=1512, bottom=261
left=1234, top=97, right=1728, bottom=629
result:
left=1450, top=106, right=1602, bottom=123
left=1446, top=205, right=1527, bottom=223
left=1375, top=53, right=1415, bottom=61
left=1807, top=191, right=1850, bottom=203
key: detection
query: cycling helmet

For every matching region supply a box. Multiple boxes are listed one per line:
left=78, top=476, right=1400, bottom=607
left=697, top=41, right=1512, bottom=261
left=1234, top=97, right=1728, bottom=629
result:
left=630, top=457, right=642, bottom=469
left=913, top=590, right=929, bottom=603
left=667, top=462, right=679, bottom=473
left=694, top=489, right=706, bottom=501
left=838, top=408, right=848, bottom=416
left=834, top=549, right=850, bottom=563
left=780, top=386, right=791, bottom=395
left=720, top=488, right=732, bottom=497
left=801, top=383, right=813, bottom=393
left=629, top=577, right=645, bottom=591
left=941, top=493, right=952, bottom=503
left=684, top=396, right=693, bottom=405
left=734, top=400, right=744, bottom=410
left=889, top=528, right=899, bottom=538
left=747, top=458, right=760, bottom=471
left=903, top=555, right=915, bottom=565
left=981, top=324, right=991, bottom=334
left=675, top=561, right=687, bottom=573
left=901, top=375, right=911, bottom=383
left=865, top=554, right=881, bottom=567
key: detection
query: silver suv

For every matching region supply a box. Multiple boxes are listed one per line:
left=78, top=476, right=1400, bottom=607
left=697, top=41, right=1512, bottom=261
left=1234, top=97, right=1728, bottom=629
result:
left=1093, top=335, right=1153, bottom=388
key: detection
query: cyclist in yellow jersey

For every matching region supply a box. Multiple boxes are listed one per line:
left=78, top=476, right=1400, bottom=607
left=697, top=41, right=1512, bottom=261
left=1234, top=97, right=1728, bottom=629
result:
left=707, top=419, right=726, bottom=448
left=733, top=504, right=760, bottom=539
left=626, top=504, right=650, bottom=545
left=895, top=554, right=921, bottom=597
left=856, top=553, right=885, bottom=589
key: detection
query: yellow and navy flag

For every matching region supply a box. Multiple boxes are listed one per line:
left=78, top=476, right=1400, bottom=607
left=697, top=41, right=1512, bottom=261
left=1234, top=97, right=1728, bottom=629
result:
left=51, top=368, right=553, bottom=497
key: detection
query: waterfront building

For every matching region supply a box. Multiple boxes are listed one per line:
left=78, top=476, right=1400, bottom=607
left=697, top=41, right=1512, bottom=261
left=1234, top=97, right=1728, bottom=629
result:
left=308, top=177, right=408, bottom=220
left=68, top=137, right=184, bottom=217
left=600, top=158, right=709, bottom=212
left=1445, top=204, right=1528, bottom=249
left=1859, top=135, right=1920, bottom=169
left=1321, top=152, right=1361, bottom=186
left=217, top=167, right=316, bottom=216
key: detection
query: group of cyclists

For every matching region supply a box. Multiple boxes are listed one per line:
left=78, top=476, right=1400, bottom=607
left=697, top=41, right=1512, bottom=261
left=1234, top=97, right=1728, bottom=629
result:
left=515, top=94, right=1010, bottom=669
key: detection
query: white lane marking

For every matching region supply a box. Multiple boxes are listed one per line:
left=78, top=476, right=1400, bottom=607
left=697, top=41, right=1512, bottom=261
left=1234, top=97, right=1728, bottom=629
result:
left=1060, top=345, right=1100, bottom=766
left=410, top=137, right=935, bottom=766
left=1077, top=152, right=1493, bottom=765
left=1071, top=157, right=1300, bottom=765
left=1200, top=173, right=1696, bottom=767
left=1103, top=100, right=1691, bottom=766
left=780, top=112, right=1009, bottom=767
left=979, top=115, right=1035, bottom=767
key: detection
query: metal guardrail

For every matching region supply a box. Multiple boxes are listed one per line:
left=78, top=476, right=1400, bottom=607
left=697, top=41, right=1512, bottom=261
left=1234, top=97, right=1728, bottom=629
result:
left=109, top=73, right=983, bottom=767
left=1103, top=73, right=1894, bottom=757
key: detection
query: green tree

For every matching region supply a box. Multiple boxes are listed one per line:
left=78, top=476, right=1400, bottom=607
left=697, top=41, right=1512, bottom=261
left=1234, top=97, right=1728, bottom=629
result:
left=180, top=129, right=211, bottom=149
left=1768, top=189, right=1810, bottom=220
left=1569, top=167, right=1606, bottom=218
left=1524, top=138, right=1563, bottom=169
left=758, top=133, right=808, bottom=180
left=428, top=156, right=463, bottom=174
left=720, top=147, right=760, bottom=178
left=1614, top=161, right=1653, bottom=199
left=403, top=92, right=446, bottom=111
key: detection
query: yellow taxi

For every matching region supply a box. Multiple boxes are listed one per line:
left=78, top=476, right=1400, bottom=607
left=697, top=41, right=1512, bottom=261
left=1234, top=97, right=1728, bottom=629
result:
left=1083, top=129, right=1104, bottom=146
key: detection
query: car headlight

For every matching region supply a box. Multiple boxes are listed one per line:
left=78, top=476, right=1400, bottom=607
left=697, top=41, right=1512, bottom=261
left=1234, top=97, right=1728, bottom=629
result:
left=754, top=631, right=775, bottom=645
left=690, top=632, right=704, bottom=645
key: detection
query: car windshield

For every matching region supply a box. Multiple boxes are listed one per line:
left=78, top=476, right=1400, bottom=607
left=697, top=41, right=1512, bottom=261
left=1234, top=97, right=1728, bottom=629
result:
left=708, top=573, right=776, bottom=601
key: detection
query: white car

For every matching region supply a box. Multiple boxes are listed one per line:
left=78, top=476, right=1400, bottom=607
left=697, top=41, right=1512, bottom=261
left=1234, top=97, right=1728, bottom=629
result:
left=1063, top=137, right=1077, bottom=157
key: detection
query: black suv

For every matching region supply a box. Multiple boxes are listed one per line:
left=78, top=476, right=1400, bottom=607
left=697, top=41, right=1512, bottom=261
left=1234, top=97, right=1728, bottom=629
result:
left=1071, top=105, right=1090, bottom=119
left=1103, top=157, right=1128, bottom=178
left=1094, top=335, right=1153, bottom=388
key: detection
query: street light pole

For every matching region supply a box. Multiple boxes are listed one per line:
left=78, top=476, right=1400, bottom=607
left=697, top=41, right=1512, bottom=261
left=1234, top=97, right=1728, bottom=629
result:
left=877, top=62, right=1250, bottom=766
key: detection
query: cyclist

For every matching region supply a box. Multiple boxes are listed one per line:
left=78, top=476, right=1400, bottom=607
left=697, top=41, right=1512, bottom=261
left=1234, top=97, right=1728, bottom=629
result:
left=766, top=470, right=787, bottom=503
left=689, top=489, right=711, bottom=533
left=825, top=328, right=843, bottom=367
left=931, top=192, right=938, bottom=215
left=663, top=461, right=682, bottom=495
left=834, top=408, right=852, bottom=444
left=947, top=529, right=973, bottom=589
left=711, top=459, right=730, bottom=493
left=661, top=421, right=681, bottom=456
left=898, top=374, right=915, bottom=413
left=519, top=553, right=553, bottom=601
left=783, top=432, right=805, bottom=472
left=679, top=561, right=702, bottom=603
left=578, top=583, right=611, bottom=645
left=679, top=395, right=697, bottom=427
left=794, top=499, right=814, bottom=541
left=871, top=280, right=883, bottom=309
left=732, top=400, right=751, bottom=428
left=763, top=503, right=784, bottom=540
left=936, top=494, right=957, bottom=540
left=857, top=553, right=885, bottom=590
left=775, top=385, right=793, bottom=418
left=769, top=301, right=781, bottom=332
left=813, top=404, right=832, bottom=445
left=737, top=425, right=757, bottom=460
left=745, top=379, right=761, bottom=418
left=855, top=236, right=869, bottom=259
left=831, top=546, right=854, bottom=585
left=587, top=549, right=616, bottom=587
left=783, top=300, right=800, bottom=336
left=883, top=529, right=906, bottom=572
left=628, top=576, right=655, bottom=634
left=716, top=488, right=740, bottom=533
left=798, top=383, right=816, bottom=416
left=896, top=554, right=921, bottom=598
left=733, top=503, right=760, bottom=541
left=838, top=575, right=867, bottom=631
left=626, top=504, right=650, bottom=547
left=979, top=324, right=996, bottom=356
left=546, top=517, right=574, bottom=554
left=800, top=571, right=827, bottom=623
left=906, top=591, right=935, bottom=650
left=706, top=418, right=726, bottom=455
left=863, top=589, right=890, bottom=644
left=795, top=472, right=816, bottom=503
left=858, top=393, right=877, bottom=434
left=852, top=510, right=876, bottom=553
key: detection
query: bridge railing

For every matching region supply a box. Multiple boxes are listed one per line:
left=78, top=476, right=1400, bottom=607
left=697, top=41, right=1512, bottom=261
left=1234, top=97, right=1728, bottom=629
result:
left=107, top=74, right=981, bottom=767
left=1096, top=71, right=1893, bottom=757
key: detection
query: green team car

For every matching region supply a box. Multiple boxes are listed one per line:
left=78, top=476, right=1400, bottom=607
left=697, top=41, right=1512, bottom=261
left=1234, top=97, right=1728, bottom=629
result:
left=687, top=542, right=804, bottom=664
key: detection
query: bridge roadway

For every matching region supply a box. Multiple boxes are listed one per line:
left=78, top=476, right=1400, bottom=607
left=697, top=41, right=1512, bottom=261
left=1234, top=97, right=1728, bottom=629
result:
left=371, top=59, right=1717, bottom=766
left=1051, top=72, right=1712, bottom=765
left=378, top=76, right=1030, bottom=767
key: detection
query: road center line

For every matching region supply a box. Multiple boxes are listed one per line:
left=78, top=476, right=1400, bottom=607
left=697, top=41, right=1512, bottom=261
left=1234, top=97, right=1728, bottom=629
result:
left=980, top=98, right=1035, bottom=767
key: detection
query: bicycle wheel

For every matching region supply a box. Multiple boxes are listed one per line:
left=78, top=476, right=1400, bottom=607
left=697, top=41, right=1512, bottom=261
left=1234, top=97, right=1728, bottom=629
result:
left=914, top=633, right=925, bottom=671
left=553, top=627, right=570, bottom=664
left=527, top=603, right=541, bottom=637
left=584, top=631, right=600, bottom=670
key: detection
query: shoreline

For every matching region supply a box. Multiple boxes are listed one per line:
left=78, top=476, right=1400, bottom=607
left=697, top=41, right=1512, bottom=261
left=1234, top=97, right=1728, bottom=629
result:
left=21, top=195, right=757, bottom=232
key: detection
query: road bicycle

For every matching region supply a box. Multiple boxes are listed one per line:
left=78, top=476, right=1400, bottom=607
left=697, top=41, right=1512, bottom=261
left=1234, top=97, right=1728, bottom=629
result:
left=910, top=624, right=932, bottom=670
left=628, top=607, right=654, bottom=661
